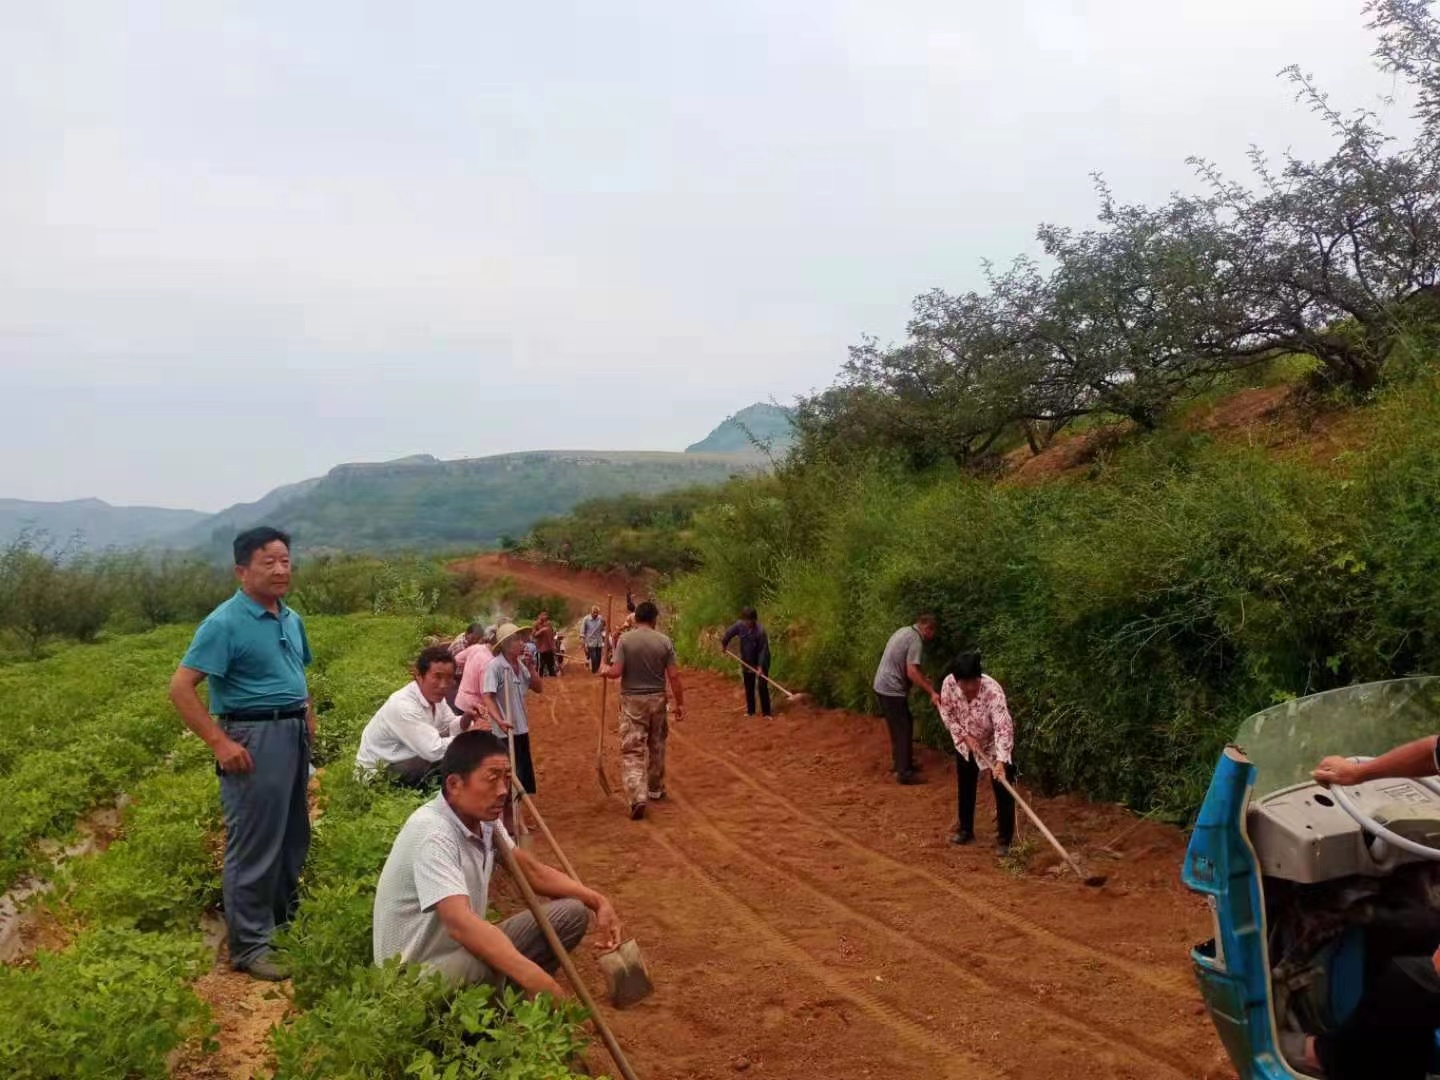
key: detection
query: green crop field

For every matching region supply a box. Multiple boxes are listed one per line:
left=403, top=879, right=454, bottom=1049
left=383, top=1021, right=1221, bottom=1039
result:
left=0, top=619, right=599, bottom=1080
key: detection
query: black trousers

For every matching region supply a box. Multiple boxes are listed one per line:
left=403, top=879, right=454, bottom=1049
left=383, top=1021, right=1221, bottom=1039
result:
left=538, top=651, right=557, bottom=677
left=956, top=752, right=1017, bottom=844
left=587, top=646, right=603, bottom=674
left=743, top=668, right=773, bottom=716
left=1317, top=956, right=1440, bottom=1079
left=512, top=733, right=537, bottom=794
left=876, top=695, right=914, bottom=775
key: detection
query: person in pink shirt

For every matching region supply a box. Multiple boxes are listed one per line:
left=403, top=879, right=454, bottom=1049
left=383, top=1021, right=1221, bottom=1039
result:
left=454, top=627, right=497, bottom=715
left=938, top=651, right=1017, bottom=856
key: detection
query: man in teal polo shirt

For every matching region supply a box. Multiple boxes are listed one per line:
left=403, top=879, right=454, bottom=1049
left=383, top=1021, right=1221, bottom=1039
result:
left=169, top=526, right=314, bottom=981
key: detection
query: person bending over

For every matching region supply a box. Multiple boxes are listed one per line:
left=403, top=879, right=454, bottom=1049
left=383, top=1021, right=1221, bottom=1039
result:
left=938, top=652, right=1016, bottom=856
left=722, top=606, right=773, bottom=719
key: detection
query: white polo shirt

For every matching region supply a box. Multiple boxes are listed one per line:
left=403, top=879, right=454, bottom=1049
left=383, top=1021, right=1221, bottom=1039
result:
left=355, top=682, right=462, bottom=775
left=373, top=793, right=513, bottom=971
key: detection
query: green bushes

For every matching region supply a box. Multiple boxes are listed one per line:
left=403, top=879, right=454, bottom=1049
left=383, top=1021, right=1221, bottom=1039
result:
left=0, top=625, right=194, bottom=890
left=271, top=962, right=591, bottom=1080
left=0, top=929, right=213, bottom=1080
left=669, top=372, right=1440, bottom=819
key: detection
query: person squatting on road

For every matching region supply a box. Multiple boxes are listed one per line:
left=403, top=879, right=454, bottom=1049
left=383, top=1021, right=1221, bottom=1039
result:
left=355, top=646, right=481, bottom=787
left=372, top=731, right=622, bottom=995
left=603, top=601, right=686, bottom=820
left=169, top=526, right=314, bottom=982
left=938, top=652, right=1017, bottom=856
left=582, top=605, right=608, bottom=674
left=1274, top=735, right=1440, bottom=1079
left=722, top=606, right=773, bottom=719
left=872, top=614, right=940, bottom=785
left=482, top=623, right=542, bottom=794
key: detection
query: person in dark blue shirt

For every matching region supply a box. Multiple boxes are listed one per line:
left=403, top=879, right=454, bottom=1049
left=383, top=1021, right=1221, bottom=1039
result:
left=722, top=606, right=773, bottom=719
left=169, top=526, right=314, bottom=982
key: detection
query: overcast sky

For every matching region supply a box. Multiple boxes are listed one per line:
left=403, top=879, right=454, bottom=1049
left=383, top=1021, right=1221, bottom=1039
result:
left=0, top=0, right=1413, bottom=511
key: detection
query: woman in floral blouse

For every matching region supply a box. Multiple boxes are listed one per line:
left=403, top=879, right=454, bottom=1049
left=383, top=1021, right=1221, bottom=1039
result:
left=938, top=651, right=1017, bottom=855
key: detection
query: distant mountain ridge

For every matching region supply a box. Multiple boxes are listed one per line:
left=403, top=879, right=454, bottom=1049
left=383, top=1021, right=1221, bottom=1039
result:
left=4, top=404, right=787, bottom=555
left=686, top=402, right=796, bottom=454
left=0, top=498, right=207, bottom=552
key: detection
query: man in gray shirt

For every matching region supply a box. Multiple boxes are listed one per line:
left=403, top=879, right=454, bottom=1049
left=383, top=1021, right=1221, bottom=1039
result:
left=872, top=614, right=939, bottom=785
left=603, top=600, right=686, bottom=820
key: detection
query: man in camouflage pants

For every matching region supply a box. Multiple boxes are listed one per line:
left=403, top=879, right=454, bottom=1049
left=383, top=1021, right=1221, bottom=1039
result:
left=602, top=601, right=687, bottom=820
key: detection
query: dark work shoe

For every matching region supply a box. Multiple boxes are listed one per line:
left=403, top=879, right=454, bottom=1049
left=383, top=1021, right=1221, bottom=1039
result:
left=896, top=770, right=921, bottom=786
left=949, top=830, right=975, bottom=846
left=243, top=957, right=291, bottom=982
left=995, top=842, right=1012, bottom=857
left=629, top=803, right=646, bottom=821
left=647, top=789, right=666, bottom=801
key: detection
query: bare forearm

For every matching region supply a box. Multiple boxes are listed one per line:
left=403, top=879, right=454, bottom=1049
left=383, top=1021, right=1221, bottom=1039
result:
left=447, top=910, right=554, bottom=992
left=169, top=677, right=226, bottom=749
left=907, top=665, right=936, bottom=697
left=667, top=669, right=686, bottom=708
left=514, top=849, right=603, bottom=910
left=1358, top=736, right=1439, bottom=782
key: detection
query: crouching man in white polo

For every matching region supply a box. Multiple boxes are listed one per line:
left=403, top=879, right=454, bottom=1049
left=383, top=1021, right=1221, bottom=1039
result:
left=373, top=730, right=622, bottom=997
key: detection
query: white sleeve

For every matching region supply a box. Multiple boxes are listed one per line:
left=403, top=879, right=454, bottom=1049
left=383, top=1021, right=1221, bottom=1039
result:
left=392, top=695, right=452, bottom=762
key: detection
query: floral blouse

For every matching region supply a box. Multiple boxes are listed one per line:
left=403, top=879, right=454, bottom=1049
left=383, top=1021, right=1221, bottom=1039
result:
left=938, top=673, right=1015, bottom=766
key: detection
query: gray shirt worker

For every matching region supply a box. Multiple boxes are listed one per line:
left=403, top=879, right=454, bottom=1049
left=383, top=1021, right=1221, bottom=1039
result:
left=373, top=794, right=587, bottom=986
left=873, top=624, right=925, bottom=780
left=481, top=654, right=531, bottom=736
left=613, top=627, right=677, bottom=696
left=181, top=590, right=312, bottom=970
left=874, top=625, right=924, bottom=697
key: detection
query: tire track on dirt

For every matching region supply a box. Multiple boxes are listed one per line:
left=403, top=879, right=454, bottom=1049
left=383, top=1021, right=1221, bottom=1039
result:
left=665, top=783, right=1199, bottom=1079
left=668, top=726, right=1195, bottom=999
left=646, top=826, right=992, bottom=1080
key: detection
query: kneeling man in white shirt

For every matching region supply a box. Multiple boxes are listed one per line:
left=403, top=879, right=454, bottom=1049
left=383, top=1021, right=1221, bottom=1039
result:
left=356, top=646, right=479, bottom=786
left=372, top=730, right=622, bottom=996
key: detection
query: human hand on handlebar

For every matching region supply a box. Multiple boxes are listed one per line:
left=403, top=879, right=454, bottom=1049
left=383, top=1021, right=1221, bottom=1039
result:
left=1313, top=756, right=1365, bottom=788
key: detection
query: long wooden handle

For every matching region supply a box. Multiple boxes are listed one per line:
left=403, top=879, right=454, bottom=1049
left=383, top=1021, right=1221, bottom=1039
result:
left=597, top=595, right=614, bottom=751
left=719, top=648, right=796, bottom=698
left=497, top=841, right=641, bottom=1080
left=513, top=781, right=582, bottom=883
left=974, top=749, right=1087, bottom=881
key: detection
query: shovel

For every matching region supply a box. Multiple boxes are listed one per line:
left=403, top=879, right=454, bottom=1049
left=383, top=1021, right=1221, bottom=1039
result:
left=512, top=778, right=655, bottom=1009
left=720, top=649, right=812, bottom=709
left=973, top=748, right=1107, bottom=888
left=497, top=840, right=643, bottom=1080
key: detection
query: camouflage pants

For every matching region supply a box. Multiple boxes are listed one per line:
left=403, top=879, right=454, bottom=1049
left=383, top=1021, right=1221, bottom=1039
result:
left=618, top=693, right=668, bottom=805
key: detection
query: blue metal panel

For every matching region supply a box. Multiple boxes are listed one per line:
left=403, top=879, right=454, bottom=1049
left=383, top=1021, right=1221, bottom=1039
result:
left=1183, top=749, right=1292, bottom=1079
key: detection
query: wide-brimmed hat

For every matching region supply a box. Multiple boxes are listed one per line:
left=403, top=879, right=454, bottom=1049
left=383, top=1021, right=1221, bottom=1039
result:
left=494, top=622, right=532, bottom=647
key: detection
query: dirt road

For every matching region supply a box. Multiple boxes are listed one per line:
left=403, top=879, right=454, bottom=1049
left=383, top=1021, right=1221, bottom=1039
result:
left=478, top=557, right=1228, bottom=1080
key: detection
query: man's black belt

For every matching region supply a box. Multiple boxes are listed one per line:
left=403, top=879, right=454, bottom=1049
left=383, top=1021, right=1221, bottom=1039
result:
left=218, top=705, right=308, bottom=722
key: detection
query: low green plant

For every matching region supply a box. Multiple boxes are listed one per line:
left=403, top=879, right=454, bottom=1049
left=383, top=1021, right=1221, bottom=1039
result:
left=0, top=928, right=214, bottom=1079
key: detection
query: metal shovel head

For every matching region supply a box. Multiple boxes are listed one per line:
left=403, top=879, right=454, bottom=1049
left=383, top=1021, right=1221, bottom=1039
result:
left=597, top=938, right=654, bottom=1008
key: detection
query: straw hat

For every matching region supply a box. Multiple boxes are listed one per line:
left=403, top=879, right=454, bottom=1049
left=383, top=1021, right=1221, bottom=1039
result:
left=494, top=622, right=532, bottom=648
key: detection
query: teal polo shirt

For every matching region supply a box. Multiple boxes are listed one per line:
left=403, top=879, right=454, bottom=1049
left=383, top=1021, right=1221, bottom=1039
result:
left=181, top=590, right=312, bottom=714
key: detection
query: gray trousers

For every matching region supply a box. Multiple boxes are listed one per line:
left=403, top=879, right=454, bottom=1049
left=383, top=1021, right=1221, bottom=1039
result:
left=427, top=898, right=590, bottom=987
left=218, top=716, right=311, bottom=969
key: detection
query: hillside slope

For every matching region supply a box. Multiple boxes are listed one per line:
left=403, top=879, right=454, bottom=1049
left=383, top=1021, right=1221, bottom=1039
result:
left=0, top=498, right=207, bottom=551
left=183, top=450, right=760, bottom=558
left=686, top=402, right=795, bottom=454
